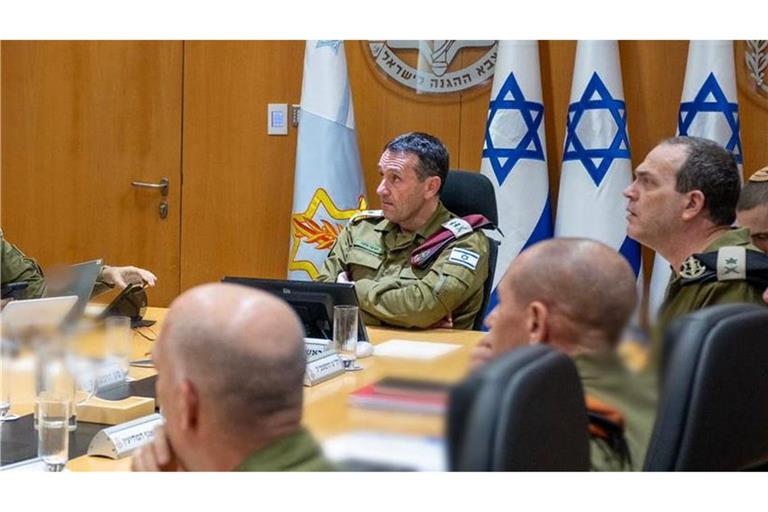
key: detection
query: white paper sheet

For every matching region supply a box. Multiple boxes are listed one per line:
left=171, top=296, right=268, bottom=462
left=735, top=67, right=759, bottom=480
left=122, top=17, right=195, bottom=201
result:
left=374, top=339, right=461, bottom=360
left=322, top=431, right=447, bottom=471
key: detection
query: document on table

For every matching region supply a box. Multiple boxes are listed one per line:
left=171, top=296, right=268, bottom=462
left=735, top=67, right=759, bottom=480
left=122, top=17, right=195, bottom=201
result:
left=322, top=431, right=446, bottom=471
left=374, top=339, right=461, bottom=360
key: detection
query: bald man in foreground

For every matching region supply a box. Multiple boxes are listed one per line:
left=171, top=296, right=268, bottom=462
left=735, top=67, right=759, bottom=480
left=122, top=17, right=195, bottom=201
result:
left=471, top=239, right=657, bottom=471
left=132, top=283, right=334, bottom=471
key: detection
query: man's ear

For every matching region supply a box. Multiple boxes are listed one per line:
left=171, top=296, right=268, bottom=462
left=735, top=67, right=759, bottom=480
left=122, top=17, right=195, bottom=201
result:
left=681, top=190, right=706, bottom=221
left=178, top=379, right=200, bottom=433
left=424, top=176, right=442, bottom=199
left=526, top=301, right=549, bottom=344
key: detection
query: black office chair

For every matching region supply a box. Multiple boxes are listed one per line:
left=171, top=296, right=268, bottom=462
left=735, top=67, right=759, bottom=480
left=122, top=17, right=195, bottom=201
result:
left=441, top=170, right=499, bottom=330
left=644, top=303, right=768, bottom=471
left=447, top=345, right=591, bottom=471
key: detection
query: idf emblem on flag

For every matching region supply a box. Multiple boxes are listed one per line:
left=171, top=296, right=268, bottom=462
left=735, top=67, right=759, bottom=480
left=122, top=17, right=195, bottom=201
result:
left=555, top=40, right=641, bottom=278
left=289, top=40, right=367, bottom=281
left=480, top=40, right=554, bottom=319
left=648, top=40, right=743, bottom=319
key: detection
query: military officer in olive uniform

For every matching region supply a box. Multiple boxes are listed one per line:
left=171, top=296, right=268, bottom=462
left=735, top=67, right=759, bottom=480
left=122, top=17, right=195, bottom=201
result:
left=1, top=228, right=157, bottom=304
left=471, top=239, right=656, bottom=471
left=133, top=284, right=334, bottom=471
left=736, top=166, right=768, bottom=254
left=318, top=132, right=490, bottom=330
left=623, top=137, right=767, bottom=371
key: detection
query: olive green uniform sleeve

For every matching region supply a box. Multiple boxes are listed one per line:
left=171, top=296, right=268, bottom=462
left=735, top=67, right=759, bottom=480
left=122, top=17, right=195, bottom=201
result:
left=316, top=226, right=355, bottom=283
left=353, top=233, right=489, bottom=329
left=1, top=231, right=47, bottom=299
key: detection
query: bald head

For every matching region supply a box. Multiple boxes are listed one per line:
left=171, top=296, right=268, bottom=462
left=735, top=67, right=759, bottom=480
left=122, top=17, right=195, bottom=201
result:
left=159, top=283, right=306, bottom=434
left=503, top=238, right=636, bottom=349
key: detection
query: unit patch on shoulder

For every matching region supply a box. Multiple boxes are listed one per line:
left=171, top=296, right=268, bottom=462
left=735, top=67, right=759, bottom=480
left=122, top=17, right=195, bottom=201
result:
left=448, top=247, right=480, bottom=271
left=679, top=256, right=706, bottom=279
left=442, top=218, right=473, bottom=239
left=350, top=210, right=384, bottom=224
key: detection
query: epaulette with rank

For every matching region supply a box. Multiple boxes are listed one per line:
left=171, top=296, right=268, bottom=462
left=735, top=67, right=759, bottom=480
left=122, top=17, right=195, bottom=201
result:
left=349, top=209, right=384, bottom=225
left=410, top=214, right=494, bottom=269
left=679, top=246, right=768, bottom=290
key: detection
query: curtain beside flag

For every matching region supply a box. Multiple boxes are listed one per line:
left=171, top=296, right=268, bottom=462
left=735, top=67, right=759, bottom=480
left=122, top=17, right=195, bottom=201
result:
left=647, top=40, right=743, bottom=319
left=479, top=40, right=554, bottom=320
left=554, top=40, right=642, bottom=278
left=288, top=40, right=367, bottom=281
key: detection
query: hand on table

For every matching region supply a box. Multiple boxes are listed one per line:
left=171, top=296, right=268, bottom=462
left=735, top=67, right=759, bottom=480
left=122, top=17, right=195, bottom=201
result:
left=101, top=265, right=157, bottom=289
left=429, top=314, right=453, bottom=329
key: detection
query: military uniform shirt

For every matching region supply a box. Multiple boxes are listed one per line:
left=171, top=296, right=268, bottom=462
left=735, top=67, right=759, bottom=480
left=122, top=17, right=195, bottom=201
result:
left=575, top=351, right=658, bottom=471
left=317, top=201, right=490, bottom=330
left=235, top=427, right=335, bottom=471
left=651, top=228, right=766, bottom=370
left=1, top=229, right=114, bottom=300
left=1, top=229, right=47, bottom=300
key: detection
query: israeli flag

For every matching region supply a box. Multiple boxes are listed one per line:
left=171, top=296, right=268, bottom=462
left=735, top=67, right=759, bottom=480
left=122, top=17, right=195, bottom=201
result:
left=647, top=40, right=743, bottom=319
left=289, top=40, right=367, bottom=281
left=480, top=40, right=553, bottom=319
left=555, top=41, right=642, bottom=280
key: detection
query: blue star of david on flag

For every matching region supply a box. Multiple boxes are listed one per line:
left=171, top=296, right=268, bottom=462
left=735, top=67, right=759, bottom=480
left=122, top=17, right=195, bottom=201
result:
left=482, top=72, right=545, bottom=186
left=316, top=40, right=342, bottom=54
left=678, top=72, right=742, bottom=164
left=563, top=72, right=630, bottom=187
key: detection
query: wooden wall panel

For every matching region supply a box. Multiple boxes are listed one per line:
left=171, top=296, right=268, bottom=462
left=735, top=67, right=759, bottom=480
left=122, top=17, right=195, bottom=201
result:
left=346, top=42, right=465, bottom=204
left=179, top=41, right=304, bottom=290
left=1, top=41, right=183, bottom=305
left=3, top=40, right=765, bottom=303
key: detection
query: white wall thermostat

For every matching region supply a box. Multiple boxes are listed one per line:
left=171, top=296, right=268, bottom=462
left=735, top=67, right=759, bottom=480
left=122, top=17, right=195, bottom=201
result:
left=268, top=103, right=288, bottom=135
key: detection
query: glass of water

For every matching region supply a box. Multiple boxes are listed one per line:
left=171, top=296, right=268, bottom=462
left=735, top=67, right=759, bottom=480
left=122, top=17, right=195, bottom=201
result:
left=37, top=394, right=70, bottom=471
left=333, top=305, right=361, bottom=371
left=1, top=337, right=11, bottom=420
left=105, top=316, right=132, bottom=379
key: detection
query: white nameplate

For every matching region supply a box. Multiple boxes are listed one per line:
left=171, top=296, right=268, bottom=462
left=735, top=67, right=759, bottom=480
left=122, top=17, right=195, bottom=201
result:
left=304, top=352, right=345, bottom=387
left=87, top=413, right=164, bottom=459
left=78, top=360, right=126, bottom=392
left=304, top=337, right=332, bottom=359
left=0, top=457, right=49, bottom=472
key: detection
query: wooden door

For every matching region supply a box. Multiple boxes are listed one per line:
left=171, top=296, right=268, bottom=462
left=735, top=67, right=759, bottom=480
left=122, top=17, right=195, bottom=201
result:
left=1, top=41, right=183, bottom=306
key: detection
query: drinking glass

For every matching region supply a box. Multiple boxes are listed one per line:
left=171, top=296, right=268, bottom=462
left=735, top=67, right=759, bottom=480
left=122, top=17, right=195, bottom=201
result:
left=105, top=316, right=132, bottom=379
left=333, top=305, right=361, bottom=371
left=37, top=394, right=70, bottom=471
left=0, top=360, right=10, bottom=421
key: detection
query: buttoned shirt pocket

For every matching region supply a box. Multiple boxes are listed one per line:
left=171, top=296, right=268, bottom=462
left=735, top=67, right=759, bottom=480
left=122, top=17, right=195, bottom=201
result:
left=347, top=248, right=383, bottom=281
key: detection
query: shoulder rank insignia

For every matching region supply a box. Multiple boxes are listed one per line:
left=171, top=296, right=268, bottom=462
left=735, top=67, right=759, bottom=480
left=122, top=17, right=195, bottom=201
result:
left=411, top=214, right=494, bottom=269
left=679, top=247, right=768, bottom=290
left=680, top=256, right=706, bottom=279
left=349, top=209, right=384, bottom=224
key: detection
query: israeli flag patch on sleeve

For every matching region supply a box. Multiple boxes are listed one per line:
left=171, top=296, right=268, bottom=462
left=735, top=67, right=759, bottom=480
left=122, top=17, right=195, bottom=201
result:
left=448, top=247, right=480, bottom=271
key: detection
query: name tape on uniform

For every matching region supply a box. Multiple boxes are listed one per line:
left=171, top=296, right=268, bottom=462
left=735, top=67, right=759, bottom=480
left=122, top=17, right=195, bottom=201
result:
left=442, top=218, right=473, bottom=239
left=448, top=247, right=480, bottom=271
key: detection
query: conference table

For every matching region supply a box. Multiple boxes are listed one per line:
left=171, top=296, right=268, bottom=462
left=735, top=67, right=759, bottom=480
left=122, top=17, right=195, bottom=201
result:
left=2, top=307, right=484, bottom=471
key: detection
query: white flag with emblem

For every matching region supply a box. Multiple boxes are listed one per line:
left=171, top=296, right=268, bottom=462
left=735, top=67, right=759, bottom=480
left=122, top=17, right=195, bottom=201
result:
left=479, top=40, right=553, bottom=320
left=289, top=40, right=367, bottom=281
left=555, top=41, right=642, bottom=281
left=647, top=40, right=743, bottom=319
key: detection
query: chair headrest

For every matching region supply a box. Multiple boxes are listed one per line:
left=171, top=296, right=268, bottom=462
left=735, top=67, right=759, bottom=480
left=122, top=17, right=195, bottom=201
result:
left=441, top=170, right=498, bottom=226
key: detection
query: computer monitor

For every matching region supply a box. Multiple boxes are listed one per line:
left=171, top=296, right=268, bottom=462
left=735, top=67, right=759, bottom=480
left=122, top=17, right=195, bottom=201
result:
left=221, top=277, right=369, bottom=342
left=43, top=259, right=102, bottom=325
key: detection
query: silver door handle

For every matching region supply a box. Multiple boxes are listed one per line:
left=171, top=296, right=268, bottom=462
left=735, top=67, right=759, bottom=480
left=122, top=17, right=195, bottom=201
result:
left=131, top=177, right=169, bottom=197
